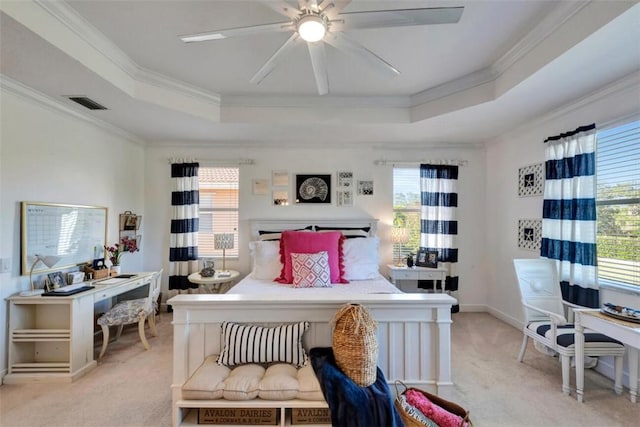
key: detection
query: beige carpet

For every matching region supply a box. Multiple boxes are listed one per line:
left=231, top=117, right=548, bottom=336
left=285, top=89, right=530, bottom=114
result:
left=0, top=312, right=637, bottom=426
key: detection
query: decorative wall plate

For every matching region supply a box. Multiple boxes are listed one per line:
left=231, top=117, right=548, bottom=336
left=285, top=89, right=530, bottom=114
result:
left=518, top=163, right=543, bottom=197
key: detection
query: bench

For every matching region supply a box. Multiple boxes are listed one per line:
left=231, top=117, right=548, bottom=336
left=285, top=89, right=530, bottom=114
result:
left=173, top=355, right=329, bottom=426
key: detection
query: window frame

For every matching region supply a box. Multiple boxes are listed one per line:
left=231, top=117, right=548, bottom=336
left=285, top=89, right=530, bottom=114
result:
left=198, top=166, right=239, bottom=259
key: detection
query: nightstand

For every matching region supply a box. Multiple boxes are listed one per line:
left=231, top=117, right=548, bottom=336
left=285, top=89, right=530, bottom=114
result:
left=188, top=270, right=240, bottom=294
left=387, top=265, right=448, bottom=292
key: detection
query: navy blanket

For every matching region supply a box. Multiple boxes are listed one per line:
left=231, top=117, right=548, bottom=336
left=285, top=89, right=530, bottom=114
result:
left=309, top=347, right=404, bottom=427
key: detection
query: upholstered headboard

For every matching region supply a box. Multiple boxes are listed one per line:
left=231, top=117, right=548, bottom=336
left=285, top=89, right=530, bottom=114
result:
left=249, top=218, right=378, bottom=241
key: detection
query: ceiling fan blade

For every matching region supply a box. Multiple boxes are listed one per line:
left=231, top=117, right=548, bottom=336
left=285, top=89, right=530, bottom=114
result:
left=319, top=0, right=352, bottom=20
left=180, top=21, right=293, bottom=43
left=307, top=42, right=329, bottom=95
left=261, top=0, right=301, bottom=20
left=332, top=6, right=464, bottom=32
left=324, top=32, right=399, bottom=77
left=250, top=33, right=302, bottom=85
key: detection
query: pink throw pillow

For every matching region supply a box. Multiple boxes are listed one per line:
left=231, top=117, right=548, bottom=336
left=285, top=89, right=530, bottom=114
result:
left=291, top=252, right=331, bottom=288
left=275, top=231, right=347, bottom=284
left=405, top=389, right=467, bottom=427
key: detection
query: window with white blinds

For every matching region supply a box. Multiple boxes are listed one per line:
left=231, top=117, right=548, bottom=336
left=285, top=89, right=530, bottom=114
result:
left=393, top=167, right=422, bottom=260
left=198, top=167, right=239, bottom=258
left=596, top=120, right=640, bottom=288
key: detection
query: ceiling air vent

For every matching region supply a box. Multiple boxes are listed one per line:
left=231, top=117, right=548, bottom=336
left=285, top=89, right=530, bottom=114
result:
left=66, top=96, right=107, bottom=110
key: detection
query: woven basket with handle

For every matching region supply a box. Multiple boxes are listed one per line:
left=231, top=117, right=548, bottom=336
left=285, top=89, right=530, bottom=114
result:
left=394, top=380, right=472, bottom=427
left=331, top=303, right=378, bottom=386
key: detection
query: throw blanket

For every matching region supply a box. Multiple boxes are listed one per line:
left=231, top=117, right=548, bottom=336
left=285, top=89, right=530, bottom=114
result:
left=309, top=347, right=403, bottom=427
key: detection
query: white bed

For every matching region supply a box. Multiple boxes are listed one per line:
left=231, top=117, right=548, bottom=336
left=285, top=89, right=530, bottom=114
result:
left=169, top=218, right=456, bottom=424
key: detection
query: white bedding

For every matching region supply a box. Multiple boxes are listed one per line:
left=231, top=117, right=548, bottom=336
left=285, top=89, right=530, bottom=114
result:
left=228, top=274, right=402, bottom=297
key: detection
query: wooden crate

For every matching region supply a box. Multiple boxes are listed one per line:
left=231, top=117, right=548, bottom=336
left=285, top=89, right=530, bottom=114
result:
left=84, top=266, right=110, bottom=280
left=198, top=408, right=277, bottom=425
left=291, top=408, right=331, bottom=425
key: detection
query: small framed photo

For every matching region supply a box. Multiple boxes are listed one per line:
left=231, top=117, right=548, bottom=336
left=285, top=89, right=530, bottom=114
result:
left=252, top=179, right=269, bottom=195
left=47, top=271, right=66, bottom=288
left=273, top=190, right=289, bottom=206
left=272, top=170, right=289, bottom=187
left=337, top=171, right=353, bottom=188
left=357, top=180, right=374, bottom=196
left=415, top=249, right=438, bottom=268
left=518, top=163, right=543, bottom=197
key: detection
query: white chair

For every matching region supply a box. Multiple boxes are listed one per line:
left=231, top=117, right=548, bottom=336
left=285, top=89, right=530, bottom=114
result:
left=513, top=259, right=625, bottom=395
left=97, top=269, right=163, bottom=358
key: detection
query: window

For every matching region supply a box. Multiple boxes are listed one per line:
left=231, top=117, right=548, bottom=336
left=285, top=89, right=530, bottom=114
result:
left=393, top=168, right=422, bottom=259
left=198, top=167, right=239, bottom=258
left=596, top=120, right=640, bottom=287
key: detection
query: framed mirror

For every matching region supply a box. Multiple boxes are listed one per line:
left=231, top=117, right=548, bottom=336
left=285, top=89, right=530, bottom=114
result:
left=21, top=202, right=108, bottom=275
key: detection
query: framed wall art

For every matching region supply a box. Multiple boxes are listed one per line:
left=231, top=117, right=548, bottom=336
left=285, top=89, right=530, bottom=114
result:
left=518, top=219, right=542, bottom=251
left=518, top=163, right=544, bottom=197
left=272, top=170, right=289, bottom=187
left=337, top=190, right=353, bottom=207
left=295, top=174, right=331, bottom=204
left=357, top=180, right=374, bottom=196
left=273, top=190, right=289, bottom=206
left=252, top=179, right=269, bottom=195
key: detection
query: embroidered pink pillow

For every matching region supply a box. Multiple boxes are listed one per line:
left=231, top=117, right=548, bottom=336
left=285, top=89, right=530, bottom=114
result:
left=275, top=231, right=348, bottom=284
left=291, top=252, right=331, bottom=288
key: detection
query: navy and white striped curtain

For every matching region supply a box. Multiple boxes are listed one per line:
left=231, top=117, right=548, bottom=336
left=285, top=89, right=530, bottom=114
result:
left=419, top=164, right=460, bottom=313
left=169, top=162, right=200, bottom=291
left=541, top=124, right=598, bottom=308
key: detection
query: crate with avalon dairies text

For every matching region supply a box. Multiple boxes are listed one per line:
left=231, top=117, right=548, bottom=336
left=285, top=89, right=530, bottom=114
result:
left=291, top=408, right=331, bottom=425
left=197, top=408, right=277, bottom=425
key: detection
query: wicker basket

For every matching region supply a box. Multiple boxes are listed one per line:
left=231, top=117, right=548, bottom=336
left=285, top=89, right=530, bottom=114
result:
left=331, top=303, right=378, bottom=386
left=394, top=381, right=472, bottom=427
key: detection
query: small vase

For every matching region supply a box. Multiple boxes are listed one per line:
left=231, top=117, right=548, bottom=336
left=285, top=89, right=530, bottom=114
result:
left=111, top=265, right=121, bottom=276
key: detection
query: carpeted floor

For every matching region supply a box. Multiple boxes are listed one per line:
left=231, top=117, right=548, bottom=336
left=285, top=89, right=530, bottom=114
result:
left=0, top=312, right=637, bottom=426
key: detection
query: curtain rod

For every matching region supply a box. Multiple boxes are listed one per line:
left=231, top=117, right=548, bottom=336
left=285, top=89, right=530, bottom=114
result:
left=168, top=158, right=254, bottom=165
left=374, top=159, right=468, bottom=166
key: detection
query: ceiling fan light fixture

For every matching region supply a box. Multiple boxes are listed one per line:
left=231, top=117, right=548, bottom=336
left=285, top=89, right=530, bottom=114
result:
left=298, top=15, right=326, bottom=42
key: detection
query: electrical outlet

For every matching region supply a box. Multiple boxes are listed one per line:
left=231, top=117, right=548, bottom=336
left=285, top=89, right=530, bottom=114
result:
left=0, top=258, right=10, bottom=273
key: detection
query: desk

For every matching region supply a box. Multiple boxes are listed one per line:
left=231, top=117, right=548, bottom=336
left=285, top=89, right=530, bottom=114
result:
left=387, top=265, right=448, bottom=292
left=188, top=270, right=239, bottom=294
left=575, top=309, right=640, bottom=403
left=5, top=272, right=155, bottom=384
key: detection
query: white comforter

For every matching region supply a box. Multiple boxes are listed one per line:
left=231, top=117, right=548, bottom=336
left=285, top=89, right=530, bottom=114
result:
left=228, top=274, right=401, bottom=297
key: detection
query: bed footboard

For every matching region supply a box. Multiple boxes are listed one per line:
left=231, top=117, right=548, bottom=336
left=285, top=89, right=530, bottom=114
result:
left=169, top=293, right=455, bottom=390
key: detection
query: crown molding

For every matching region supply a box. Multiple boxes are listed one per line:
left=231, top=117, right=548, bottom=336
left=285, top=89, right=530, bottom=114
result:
left=410, top=1, right=590, bottom=112
left=492, top=70, right=640, bottom=142
left=0, top=74, right=145, bottom=146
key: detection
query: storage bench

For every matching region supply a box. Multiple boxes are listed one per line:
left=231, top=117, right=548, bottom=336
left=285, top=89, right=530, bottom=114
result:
left=173, top=355, right=330, bottom=427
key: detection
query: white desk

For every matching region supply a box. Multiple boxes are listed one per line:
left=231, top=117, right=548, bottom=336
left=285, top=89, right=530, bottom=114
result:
left=387, top=265, right=448, bottom=292
left=575, top=309, right=640, bottom=403
left=5, top=272, right=155, bottom=384
left=188, top=270, right=239, bottom=294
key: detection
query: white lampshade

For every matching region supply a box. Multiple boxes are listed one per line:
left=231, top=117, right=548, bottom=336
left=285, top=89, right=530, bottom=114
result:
left=298, top=15, right=326, bottom=42
left=21, top=254, right=61, bottom=297
left=214, top=233, right=234, bottom=250
left=391, top=227, right=410, bottom=244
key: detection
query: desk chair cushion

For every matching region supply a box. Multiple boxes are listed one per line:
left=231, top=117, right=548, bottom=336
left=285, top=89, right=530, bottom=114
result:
left=97, top=298, right=156, bottom=327
left=528, top=322, right=624, bottom=348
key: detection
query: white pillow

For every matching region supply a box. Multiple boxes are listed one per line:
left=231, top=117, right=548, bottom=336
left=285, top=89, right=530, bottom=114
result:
left=249, top=240, right=282, bottom=280
left=291, top=252, right=332, bottom=288
left=342, top=237, right=380, bottom=280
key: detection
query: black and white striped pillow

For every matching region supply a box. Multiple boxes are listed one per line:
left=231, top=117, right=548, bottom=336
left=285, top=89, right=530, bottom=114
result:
left=217, top=321, right=309, bottom=367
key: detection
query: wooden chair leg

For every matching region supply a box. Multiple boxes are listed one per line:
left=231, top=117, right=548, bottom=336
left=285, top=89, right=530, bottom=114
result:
left=99, top=324, right=110, bottom=359
left=614, top=355, right=624, bottom=395
left=148, top=312, right=158, bottom=337
left=518, top=334, right=528, bottom=362
left=138, top=318, right=150, bottom=350
left=116, top=324, right=124, bottom=340
left=561, top=354, right=571, bottom=395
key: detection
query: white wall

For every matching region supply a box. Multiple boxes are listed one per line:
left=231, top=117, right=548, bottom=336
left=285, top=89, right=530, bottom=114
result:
left=485, top=74, right=640, bottom=326
left=143, top=144, right=488, bottom=311
left=0, top=85, right=145, bottom=378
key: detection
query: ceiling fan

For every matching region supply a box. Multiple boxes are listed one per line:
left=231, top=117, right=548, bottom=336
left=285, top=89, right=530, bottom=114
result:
left=179, top=0, right=464, bottom=95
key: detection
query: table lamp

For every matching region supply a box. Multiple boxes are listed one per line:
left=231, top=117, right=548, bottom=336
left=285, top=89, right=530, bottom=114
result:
left=391, top=227, right=410, bottom=267
left=21, top=254, right=60, bottom=296
left=214, top=233, right=234, bottom=276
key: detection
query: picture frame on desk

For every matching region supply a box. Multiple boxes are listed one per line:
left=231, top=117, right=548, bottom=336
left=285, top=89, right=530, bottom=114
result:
left=416, top=249, right=438, bottom=268
left=47, top=271, right=65, bottom=288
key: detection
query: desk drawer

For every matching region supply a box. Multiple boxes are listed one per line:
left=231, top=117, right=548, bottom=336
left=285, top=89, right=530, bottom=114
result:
left=392, top=270, right=419, bottom=280
left=93, top=278, right=148, bottom=303
left=418, top=271, right=444, bottom=281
